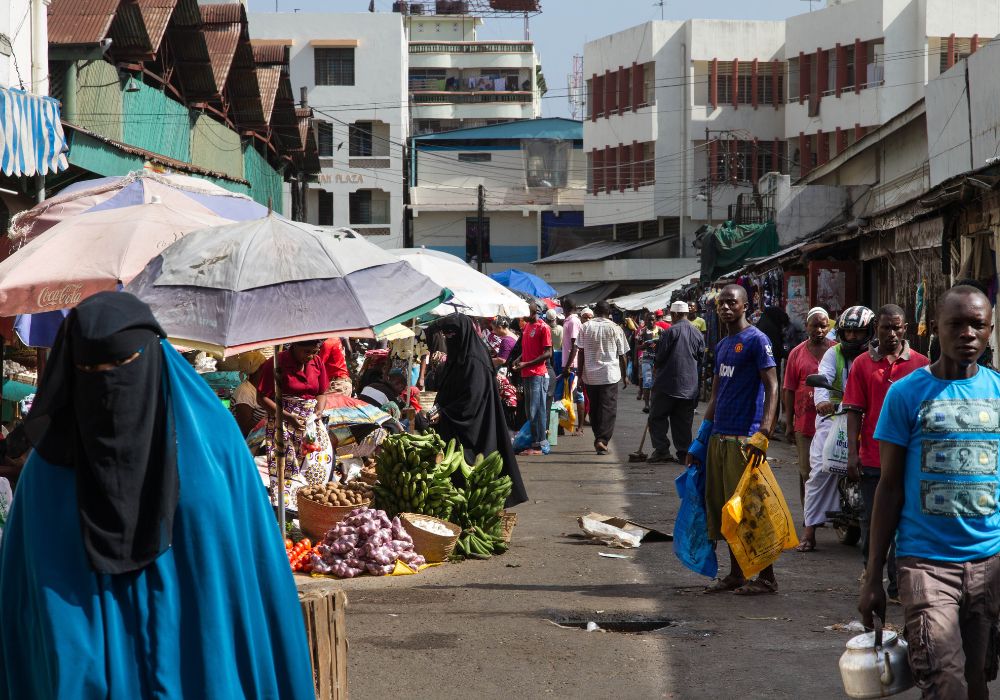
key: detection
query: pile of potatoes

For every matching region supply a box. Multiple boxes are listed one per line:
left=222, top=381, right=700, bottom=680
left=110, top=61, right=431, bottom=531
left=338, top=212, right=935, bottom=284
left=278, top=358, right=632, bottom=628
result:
left=298, top=480, right=373, bottom=508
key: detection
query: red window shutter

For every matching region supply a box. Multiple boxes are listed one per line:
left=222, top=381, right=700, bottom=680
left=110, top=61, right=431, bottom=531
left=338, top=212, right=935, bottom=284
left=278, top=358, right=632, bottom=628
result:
left=799, top=52, right=809, bottom=104
left=605, top=70, right=615, bottom=118
left=854, top=123, right=866, bottom=141
left=799, top=132, right=810, bottom=177
left=834, top=126, right=843, bottom=155
left=751, top=59, right=759, bottom=109
left=618, top=143, right=627, bottom=192
left=816, top=49, right=827, bottom=102
left=946, top=34, right=956, bottom=69
left=817, top=129, right=828, bottom=166
left=972, top=34, right=980, bottom=54
left=632, top=62, right=642, bottom=110
left=835, top=43, right=845, bottom=97
left=772, top=139, right=780, bottom=174
left=618, top=66, right=628, bottom=115
left=632, top=140, right=640, bottom=190
left=710, top=58, right=718, bottom=108
left=710, top=139, right=718, bottom=182
left=593, top=74, right=603, bottom=119
left=732, top=59, right=739, bottom=109
left=855, top=39, right=864, bottom=93
left=751, top=139, right=759, bottom=184
left=605, top=145, right=614, bottom=193
left=592, top=149, right=602, bottom=194
left=772, top=59, right=780, bottom=108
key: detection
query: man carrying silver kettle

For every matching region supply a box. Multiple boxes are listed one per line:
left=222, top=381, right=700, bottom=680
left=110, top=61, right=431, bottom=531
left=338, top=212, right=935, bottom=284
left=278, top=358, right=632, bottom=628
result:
left=859, top=284, right=1000, bottom=699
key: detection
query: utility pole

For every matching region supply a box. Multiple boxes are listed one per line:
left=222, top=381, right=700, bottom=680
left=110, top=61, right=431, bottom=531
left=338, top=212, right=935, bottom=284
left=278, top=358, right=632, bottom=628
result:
left=477, top=184, right=486, bottom=273
left=705, top=127, right=713, bottom=228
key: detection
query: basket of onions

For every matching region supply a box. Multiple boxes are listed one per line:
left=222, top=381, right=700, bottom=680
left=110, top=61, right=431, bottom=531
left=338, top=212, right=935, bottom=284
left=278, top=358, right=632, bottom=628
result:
left=400, top=513, right=461, bottom=563
left=303, top=507, right=427, bottom=578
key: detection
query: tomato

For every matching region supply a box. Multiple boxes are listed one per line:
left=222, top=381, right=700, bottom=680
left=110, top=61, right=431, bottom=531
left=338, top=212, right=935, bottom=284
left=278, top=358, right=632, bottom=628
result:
left=285, top=538, right=293, bottom=550
left=300, top=538, right=312, bottom=549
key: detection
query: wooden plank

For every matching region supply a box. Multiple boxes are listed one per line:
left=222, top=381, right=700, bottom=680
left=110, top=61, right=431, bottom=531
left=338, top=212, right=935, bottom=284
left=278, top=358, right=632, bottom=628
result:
left=299, top=586, right=349, bottom=699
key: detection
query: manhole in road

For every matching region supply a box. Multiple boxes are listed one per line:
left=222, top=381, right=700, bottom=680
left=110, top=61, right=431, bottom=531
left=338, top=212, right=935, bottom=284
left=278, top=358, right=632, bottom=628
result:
left=548, top=615, right=675, bottom=634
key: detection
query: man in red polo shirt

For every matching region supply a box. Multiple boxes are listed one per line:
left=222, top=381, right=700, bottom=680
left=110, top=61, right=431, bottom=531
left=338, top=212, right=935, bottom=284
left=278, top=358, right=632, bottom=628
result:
left=319, top=337, right=353, bottom=396
left=842, top=304, right=929, bottom=602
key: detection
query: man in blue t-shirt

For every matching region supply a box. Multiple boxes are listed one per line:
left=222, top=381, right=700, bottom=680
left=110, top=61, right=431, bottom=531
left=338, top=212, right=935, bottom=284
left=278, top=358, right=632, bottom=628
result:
left=859, top=284, right=1000, bottom=698
left=686, top=284, right=779, bottom=595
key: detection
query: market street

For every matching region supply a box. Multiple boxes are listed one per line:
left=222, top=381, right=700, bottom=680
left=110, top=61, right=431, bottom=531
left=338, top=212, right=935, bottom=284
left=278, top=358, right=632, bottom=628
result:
left=299, top=393, right=936, bottom=699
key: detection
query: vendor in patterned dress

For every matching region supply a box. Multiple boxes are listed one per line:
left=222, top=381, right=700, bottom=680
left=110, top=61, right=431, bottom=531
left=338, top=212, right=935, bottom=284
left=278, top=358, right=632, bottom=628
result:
left=257, top=340, right=333, bottom=508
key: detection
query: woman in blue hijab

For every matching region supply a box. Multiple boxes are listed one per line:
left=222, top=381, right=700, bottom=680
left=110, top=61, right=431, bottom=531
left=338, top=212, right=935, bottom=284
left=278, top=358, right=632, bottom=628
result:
left=0, top=292, right=315, bottom=699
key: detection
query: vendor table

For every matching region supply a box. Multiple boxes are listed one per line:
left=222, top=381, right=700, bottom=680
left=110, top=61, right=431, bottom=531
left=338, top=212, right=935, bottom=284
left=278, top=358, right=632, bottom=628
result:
left=297, top=577, right=349, bottom=699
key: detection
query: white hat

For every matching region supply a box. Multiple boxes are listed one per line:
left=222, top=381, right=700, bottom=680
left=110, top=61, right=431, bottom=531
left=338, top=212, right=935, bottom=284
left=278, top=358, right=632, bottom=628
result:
left=545, top=308, right=558, bottom=322
left=670, top=300, right=690, bottom=314
left=581, top=307, right=594, bottom=318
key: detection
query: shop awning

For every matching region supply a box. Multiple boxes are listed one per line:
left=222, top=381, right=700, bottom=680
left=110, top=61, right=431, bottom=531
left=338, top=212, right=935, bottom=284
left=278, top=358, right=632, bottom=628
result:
left=610, top=272, right=699, bottom=312
left=2, top=379, right=35, bottom=403
left=700, top=221, right=779, bottom=282
left=550, top=282, right=619, bottom=305
left=0, top=87, right=68, bottom=177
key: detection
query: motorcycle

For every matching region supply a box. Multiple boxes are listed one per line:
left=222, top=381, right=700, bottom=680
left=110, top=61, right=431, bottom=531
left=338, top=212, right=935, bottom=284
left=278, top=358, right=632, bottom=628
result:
left=805, top=373, right=863, bottom=546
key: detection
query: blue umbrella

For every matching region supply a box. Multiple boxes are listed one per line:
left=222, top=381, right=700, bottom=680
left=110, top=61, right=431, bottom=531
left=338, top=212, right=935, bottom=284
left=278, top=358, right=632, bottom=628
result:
left=489, top=268, right=557, bottom=298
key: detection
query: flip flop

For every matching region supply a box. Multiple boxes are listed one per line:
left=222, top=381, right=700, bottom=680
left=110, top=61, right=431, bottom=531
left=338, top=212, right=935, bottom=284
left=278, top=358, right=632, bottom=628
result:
left=733, top=579, right=779, bottom=596
left=702, top=576, right=746, bottom=594
left=795, top=540, right=817, bottom=553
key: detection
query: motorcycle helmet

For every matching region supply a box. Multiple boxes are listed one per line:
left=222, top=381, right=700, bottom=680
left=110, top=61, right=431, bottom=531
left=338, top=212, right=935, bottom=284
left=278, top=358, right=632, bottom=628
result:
left=836, top=305, right=876, bottom=359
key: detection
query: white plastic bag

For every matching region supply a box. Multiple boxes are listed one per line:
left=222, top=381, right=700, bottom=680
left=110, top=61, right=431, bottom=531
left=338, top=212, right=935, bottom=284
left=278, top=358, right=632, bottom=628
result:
left=821, top=412, right=850, bottom=474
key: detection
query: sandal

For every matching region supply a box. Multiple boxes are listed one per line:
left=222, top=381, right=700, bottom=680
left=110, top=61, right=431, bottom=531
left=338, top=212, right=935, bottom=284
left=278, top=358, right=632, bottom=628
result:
left=794, top=540, right=817, bottom=553
left=594, top=441, right=609, bottom=455
left=702, top=576, right=746, bottom=594
left=733, top=578, right=779, bottom=596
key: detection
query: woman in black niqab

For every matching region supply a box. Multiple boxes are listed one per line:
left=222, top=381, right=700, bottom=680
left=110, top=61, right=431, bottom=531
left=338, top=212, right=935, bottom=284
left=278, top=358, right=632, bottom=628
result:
left=22, top=291, right=177, bottom=575
left=429, top=313, right=527, bottom=507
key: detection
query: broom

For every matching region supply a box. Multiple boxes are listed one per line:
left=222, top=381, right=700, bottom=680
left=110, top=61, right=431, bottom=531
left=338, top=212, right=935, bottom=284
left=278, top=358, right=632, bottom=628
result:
left=628, top=424, right=649, bottom=462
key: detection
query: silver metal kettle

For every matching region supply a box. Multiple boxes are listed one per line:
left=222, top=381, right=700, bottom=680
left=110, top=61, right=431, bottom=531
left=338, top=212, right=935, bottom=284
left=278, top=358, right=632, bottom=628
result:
left=839, top=614, right=914, bottom=698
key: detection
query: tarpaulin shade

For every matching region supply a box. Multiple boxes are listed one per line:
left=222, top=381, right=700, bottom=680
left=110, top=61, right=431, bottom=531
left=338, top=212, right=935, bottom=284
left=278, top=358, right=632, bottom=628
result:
left=0, top=87, right=68, bottom=177
left=700, top=221, right=780, bottom=282
left=489, top=268, right=557, bottom=298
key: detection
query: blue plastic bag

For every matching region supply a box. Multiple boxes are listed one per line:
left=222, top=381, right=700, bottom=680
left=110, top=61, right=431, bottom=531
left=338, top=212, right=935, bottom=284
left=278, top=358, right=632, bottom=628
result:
left=512, top=421, right=532, bottom=452
left=673, top=463, right=718, bottom=578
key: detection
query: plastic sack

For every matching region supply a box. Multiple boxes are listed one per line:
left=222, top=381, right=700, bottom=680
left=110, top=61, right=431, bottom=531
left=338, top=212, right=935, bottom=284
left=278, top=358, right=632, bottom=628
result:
left=721, top=457, right=799, bottom=579
left=512, top=421, right=532, bottom=452
left=672, top=464, right=718, bottom=578
left=821, top=412, right=850, bottom=474
left=301, top=414, right=321, bottom=455
left=558, top=379, right=577, bottom=432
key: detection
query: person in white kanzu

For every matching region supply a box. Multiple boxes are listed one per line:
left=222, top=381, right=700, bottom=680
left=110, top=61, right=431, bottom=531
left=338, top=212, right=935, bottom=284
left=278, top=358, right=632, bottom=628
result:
left=566, top=301, right=630, bottom=455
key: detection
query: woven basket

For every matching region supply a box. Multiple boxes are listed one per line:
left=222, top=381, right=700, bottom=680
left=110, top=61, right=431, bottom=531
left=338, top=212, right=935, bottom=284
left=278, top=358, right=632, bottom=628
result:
left=500, top=511, right=518, bottom=544
left=400, top=513, right=461, bottom=563
left=297, top=494, right=370, bottom=541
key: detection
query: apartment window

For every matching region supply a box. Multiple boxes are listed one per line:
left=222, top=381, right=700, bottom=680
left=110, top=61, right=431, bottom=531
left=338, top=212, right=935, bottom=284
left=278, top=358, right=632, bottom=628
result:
left=736, top=65, right=753, bottom=104
left=465, top=217, right=491, bottom=264
left=317, top=190, right=333, bottom=226
left=458, top=153, right=492, bottom=163
left=757, top=64, right=785, bottom=105
left=315, top=48, right=355, bottom=86
left=844, top=44, right=856, bottom=90
left=317, top=121, right=334, bottom=157
left=349, top=121, right=373, bottom=157
left=350, top=189, right=389, bottom=225
left=716, top=63, right=733, bottom=104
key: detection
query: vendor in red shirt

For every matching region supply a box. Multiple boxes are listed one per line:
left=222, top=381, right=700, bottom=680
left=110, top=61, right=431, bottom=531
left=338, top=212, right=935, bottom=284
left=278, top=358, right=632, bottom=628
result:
left=319, top=337, right=352, bottom=396
left=257, top=340, right=333, bottom=505
left=782, top=307, right=834, bottom=529
left=654, top=309, right=671, bottom=331
left=842, top=304, right=929, bottom=602
left=513, top=303, right=553, bottom=455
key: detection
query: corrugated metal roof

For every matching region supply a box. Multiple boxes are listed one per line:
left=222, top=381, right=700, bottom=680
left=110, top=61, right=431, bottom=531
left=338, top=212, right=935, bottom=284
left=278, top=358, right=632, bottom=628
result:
left=201, top=4, right=244, bottom=92
left=533, top=238, right=664, bottom=264
left=414, top=117, right=582, bottom=143
left=48, top=0, right=120, bottom=45
left=252, top=43, right=288, bottom=64
left=254, top=64, right=281, bottom=123
left=550, top=282, right=618, bottom=305
left=107, top=0, right=176, bottom=57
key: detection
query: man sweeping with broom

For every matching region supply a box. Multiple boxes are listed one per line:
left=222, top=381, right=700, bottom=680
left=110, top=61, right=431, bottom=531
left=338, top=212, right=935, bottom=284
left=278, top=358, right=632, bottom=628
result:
left=687, top=284, right=781, bottom=595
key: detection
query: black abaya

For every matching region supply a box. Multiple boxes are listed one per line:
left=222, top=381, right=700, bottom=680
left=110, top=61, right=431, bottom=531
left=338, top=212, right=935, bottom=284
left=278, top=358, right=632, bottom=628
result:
left=429, top=314, right=528, bottom=507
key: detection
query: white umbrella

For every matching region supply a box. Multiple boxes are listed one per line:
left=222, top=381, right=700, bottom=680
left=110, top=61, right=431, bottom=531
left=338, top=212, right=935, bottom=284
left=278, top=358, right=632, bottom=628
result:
left=388, top=248, right=530, bottom=318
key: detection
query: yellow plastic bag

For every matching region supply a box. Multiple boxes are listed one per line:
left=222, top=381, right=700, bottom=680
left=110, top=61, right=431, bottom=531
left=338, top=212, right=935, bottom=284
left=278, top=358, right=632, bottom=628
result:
left=558, top=378, right=577, bottom=432
left=720, top=456, right=799, bottom=578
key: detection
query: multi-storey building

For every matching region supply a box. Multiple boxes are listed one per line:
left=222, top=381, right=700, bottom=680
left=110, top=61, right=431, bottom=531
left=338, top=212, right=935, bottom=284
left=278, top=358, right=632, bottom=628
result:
left=583, top=0, right=1000, bottom=271
left=251, top=12, right=409, bottom=246
left=402, top=4, right=542, bottom=135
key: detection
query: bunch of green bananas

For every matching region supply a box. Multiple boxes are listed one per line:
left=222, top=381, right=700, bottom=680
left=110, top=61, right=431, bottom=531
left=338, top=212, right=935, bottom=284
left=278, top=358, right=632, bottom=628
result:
left=372, top=431, right=466, bottom=520
left=451, top=451, right=513, bottom=559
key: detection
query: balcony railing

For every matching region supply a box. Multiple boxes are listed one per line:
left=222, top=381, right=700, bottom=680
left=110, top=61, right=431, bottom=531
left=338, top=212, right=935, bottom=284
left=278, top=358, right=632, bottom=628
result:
left=411, top=91, right=534, bottom=104
left=409, top=41, right=534, bottom=54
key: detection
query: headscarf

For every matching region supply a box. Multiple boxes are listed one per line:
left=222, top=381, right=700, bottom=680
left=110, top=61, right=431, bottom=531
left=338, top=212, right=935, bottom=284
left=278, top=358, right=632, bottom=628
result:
left=806, top=307, right=829, bottom=324
left=428, top=314, right=527, bottom=508
left=23, top=292, right=177, bottom=575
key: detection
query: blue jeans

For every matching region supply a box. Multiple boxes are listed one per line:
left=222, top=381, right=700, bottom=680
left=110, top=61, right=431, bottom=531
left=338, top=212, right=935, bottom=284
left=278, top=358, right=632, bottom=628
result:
left=523, top=375, right=549, bottom=448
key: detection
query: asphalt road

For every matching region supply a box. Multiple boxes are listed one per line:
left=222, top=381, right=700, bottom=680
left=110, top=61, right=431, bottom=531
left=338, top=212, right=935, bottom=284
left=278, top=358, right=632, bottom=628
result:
left=297, top=390, right=951, bottom=699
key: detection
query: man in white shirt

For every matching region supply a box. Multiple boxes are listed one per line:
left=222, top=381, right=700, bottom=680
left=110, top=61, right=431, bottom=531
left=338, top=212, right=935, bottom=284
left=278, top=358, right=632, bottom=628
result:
left=566, top=301, right=629, bottom=455
left=558, top=296, right=586, bottom=435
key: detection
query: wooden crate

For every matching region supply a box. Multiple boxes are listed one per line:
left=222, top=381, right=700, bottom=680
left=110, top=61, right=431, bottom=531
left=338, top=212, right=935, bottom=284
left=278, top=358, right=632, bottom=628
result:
left=299, top=587, right=349, bottom=699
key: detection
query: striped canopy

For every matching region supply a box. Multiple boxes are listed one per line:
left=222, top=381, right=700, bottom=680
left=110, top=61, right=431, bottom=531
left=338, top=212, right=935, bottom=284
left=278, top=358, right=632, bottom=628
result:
left=0, top=87, right=68, bottom=177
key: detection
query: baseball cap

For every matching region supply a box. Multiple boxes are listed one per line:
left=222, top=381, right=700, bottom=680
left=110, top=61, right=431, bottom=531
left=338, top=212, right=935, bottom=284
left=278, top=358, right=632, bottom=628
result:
left=670, top=300, right=690, bottom=314
left=544, top=309, right=558, bottom=322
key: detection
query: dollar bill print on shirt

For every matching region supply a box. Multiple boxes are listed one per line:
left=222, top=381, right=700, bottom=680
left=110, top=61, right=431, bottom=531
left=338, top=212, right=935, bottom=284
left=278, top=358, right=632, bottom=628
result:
left=921, top=440, right=999, bottom=476
left=920, top=480, right=999, bottom=518
left=918, top=399, right=1000, bottom=433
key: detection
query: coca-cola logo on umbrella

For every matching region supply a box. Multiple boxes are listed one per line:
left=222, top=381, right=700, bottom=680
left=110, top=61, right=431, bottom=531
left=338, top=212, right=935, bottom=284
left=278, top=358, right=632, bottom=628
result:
left=37, top=284, right=84, bottom=308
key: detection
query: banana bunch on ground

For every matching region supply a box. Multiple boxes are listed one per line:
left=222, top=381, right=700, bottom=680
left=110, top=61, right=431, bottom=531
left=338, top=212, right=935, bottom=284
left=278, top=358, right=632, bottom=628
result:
left=451, top=451, right=513, bottom=559
left=372, top=431, right=466, bottom=520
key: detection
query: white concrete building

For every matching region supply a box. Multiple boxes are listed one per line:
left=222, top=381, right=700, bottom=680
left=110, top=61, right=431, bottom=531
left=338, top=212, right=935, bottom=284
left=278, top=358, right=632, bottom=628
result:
left=404, top=8, right=541, bottom=135
left=250, top=13, right=409, bottom=247
left=582, top=0, right=1000, bottom=268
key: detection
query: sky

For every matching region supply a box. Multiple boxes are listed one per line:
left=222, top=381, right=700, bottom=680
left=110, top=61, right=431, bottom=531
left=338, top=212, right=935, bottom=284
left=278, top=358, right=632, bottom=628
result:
left=247, top=0, right=820, bottom=117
